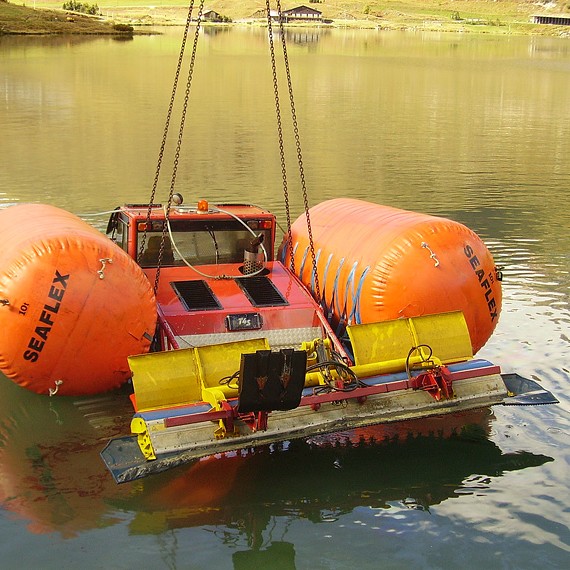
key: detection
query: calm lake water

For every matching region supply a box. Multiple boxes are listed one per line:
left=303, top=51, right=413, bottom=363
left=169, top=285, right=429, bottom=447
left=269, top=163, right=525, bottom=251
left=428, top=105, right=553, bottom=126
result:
left=1, top=26, right=569, bottom=569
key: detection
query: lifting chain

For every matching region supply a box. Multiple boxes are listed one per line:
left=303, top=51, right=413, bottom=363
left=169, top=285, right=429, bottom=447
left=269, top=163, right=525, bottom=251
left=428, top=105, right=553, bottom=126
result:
left=265, top=0, right=321, bottom=301
left=143, top=0, right=320, bottom=299
left=265, top=0, right=292, bottom=267
left=150, top=0, right=205, bottom=295
left=139, top=0, right=198, bottom=265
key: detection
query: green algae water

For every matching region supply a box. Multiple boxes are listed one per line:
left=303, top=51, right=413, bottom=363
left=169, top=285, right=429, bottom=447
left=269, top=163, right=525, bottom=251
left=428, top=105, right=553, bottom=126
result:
left=0, top=27, right=569, bottom=569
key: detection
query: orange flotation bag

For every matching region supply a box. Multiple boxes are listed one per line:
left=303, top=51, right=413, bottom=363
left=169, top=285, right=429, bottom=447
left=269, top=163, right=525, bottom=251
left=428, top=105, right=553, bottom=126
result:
left=0, top=204, right=157, bottom=396
left=280, top=198, right=502, bottom=354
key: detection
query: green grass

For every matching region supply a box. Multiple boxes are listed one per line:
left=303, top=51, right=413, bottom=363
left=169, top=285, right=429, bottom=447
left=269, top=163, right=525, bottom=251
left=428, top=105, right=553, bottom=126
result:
left=6, top=0, right=551, bottom=21
left=1, top=1, right=111, bottom=33
left=3, top=0, right=568, bottom=35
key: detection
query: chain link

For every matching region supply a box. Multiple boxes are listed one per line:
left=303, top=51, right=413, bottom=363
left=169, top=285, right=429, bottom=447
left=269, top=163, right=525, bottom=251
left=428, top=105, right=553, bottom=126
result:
left=265, top=0, right=294, bottom=275
left=273, top=0, right=321, bottom=301
left=153, top=0, right=205, bottom=295
left=139, top=1, right=197, bottom=264
left=144, top=0, right=320, bottom=301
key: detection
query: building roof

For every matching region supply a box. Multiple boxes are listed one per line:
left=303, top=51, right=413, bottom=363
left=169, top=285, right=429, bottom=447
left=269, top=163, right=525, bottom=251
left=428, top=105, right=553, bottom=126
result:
left=282, top=5, right=323, bottom=16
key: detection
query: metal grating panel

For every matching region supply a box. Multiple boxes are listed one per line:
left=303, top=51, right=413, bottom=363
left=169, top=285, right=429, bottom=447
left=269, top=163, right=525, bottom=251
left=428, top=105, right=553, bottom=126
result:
left=171, top=280, right=221, bottom=312
left=178, top=327, right=323, bottom=351
left=237, top=276, right=288, bottom=307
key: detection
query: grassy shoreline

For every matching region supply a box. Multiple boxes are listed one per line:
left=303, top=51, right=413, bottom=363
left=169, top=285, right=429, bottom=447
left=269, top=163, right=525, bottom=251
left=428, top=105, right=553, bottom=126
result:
left=0, top=1, right=135, bottom=34
left=1, top=0, right=569, bottom=36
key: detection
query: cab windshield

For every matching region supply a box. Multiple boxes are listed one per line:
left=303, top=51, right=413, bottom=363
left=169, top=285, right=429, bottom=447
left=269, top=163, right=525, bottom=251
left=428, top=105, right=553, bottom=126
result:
left=138, top=221, right=272, bottom=268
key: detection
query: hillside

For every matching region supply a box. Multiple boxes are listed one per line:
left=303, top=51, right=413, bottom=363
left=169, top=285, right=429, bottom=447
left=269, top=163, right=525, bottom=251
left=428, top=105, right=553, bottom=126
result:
left=207, top=0, right=570, bottom=34
left=2, top=0, right=569, bottom=35
left=95, top=0, right=569, bottom=34
left=0, top=0, right=132, bottom=34
left=200, top=0, right=562, bottom=25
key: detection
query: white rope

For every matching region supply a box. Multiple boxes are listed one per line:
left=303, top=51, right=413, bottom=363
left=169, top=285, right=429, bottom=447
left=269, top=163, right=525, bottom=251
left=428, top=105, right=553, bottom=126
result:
left=78, top=209, right=121, bottom=217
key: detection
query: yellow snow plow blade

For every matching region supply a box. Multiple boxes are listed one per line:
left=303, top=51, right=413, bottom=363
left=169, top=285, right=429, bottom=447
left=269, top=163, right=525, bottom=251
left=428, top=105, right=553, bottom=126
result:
left=128, top=348, right=202, bottom=412
left=128, top=338, right=270, bottom=412
left=347, top=311, right=473, bottom=378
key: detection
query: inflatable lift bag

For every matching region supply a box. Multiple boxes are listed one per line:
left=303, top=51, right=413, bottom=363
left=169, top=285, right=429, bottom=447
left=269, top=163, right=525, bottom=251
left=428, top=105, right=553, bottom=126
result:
left=281, top=198, right=502, bottom=354
left=0, top=204, right=157, bottom=396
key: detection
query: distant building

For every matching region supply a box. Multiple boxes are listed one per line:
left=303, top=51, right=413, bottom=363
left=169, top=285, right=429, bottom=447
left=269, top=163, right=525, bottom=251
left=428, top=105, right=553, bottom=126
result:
left=532, top=14, right=570, bottom=25
left=203, top=10, right=223, bottom=22
left=251, top=6, right=323, bottom=23
left=282, top=5, right=323, bottom=22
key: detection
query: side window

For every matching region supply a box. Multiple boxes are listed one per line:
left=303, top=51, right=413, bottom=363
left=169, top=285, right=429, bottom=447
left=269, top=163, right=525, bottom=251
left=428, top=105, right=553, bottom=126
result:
left=117, top=220, right=129, bottom=252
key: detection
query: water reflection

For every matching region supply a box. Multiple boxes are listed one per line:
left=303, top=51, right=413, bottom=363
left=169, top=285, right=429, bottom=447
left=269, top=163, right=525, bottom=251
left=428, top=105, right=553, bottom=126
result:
left=281, top=28, right=329, bottom=46
left=0, top=379, right=553, bottom=544
left=233, top=541, right=296, bottom=569
left=202, top=26, right=233, bottom=38
left=0, top=379, right=132, bottom=538
left=0, top=35, right=107, bottom=51
left=106, top=412, right=553, bottom=568
left=117, top=411, right=552, bottom=524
